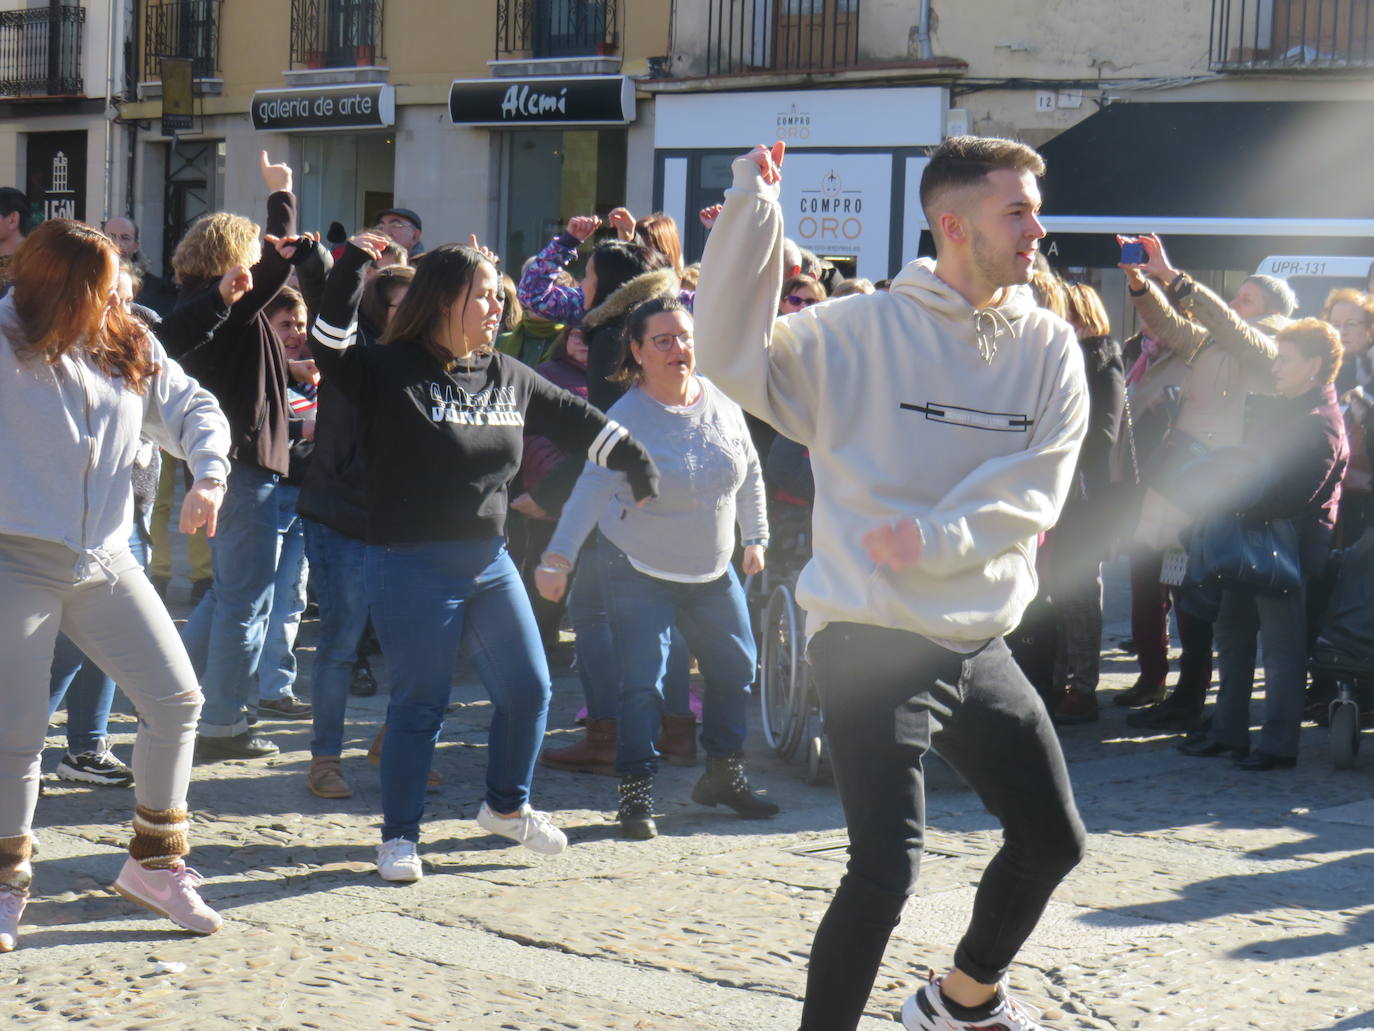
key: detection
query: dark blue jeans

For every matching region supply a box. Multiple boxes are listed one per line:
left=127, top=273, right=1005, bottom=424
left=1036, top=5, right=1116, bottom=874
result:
left=48, top=530, right=151, bottom=753
left=182, top=462, right=284, bottom=735
left=366, top=538, right=551, bottom=843
left=567, top=536, right=693, bottom=720
left=303, top=518, right=370, bottom=757
left=598, top=538, right=755, bottom=778
left=800, top=626, right=1085, bottom=1031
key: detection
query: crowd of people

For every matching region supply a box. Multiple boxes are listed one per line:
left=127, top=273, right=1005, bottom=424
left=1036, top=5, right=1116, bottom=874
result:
left=1, top=130, right=1372, bottom=1031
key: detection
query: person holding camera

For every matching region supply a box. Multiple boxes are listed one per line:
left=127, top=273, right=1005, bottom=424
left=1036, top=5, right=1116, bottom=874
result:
left=1117, top=234, right=1291, bottom=729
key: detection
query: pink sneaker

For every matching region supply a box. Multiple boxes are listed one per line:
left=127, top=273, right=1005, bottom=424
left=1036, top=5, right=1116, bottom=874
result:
left=0, top=889, right=25, bottom=951
left=112, top=857, right=222, bottom=935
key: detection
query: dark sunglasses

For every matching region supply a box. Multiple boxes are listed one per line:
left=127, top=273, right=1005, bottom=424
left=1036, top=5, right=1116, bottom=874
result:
left=785, top=294, right=820, bottom=308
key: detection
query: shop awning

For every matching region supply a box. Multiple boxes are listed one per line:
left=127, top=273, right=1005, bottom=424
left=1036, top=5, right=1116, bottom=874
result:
left=1035, top=100, right=1374, bottom=269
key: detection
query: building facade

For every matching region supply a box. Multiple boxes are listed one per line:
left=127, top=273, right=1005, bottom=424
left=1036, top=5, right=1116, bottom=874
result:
left=3, top=0, right=1371, bottom=302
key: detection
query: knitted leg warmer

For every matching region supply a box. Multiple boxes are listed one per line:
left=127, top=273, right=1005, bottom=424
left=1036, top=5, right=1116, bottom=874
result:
left=0, top=835, right=32, bottom=894
left=129, top=806, right=189, bottom=870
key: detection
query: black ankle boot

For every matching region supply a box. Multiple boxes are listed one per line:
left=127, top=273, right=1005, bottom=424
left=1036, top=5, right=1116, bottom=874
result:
left=617, top=774, right=657, bottom=840
left=691, top=755, right=779, bottom=819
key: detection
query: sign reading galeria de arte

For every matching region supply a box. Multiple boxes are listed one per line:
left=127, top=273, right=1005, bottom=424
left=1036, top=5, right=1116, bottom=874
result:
left=778, top=153, right=892, bottom=280
left=449, top=76, right=634, bottom=127
left=251, top=84, right=395, bottom=132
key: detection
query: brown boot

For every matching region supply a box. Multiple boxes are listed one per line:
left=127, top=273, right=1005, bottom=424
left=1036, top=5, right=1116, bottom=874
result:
left=307, top=756, right=353, bottom=799
left=1052, top=689, right=1100, bottom=725
left=540, top=718, right=616, bottom=775
left=660, top=713, right=698, bottom=767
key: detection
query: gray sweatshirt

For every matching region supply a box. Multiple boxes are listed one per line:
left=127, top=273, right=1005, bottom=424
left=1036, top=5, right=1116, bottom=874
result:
left=0, top=295, right=230, bottom=567
left=548, top=377, right=768, bottom=581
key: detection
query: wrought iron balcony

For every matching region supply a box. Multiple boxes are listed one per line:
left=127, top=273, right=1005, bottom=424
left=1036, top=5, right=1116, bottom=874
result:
left=1211, top=0, right=1374, bottom=70
left=290, top=0, right=385, bottom=70
left=704, top=0, right=860, bottom=76
left=0, top=3, right=85, bottom=98
left=143, top=0, right=222, bottom=80
left=495, top=0, right=619, bottom=60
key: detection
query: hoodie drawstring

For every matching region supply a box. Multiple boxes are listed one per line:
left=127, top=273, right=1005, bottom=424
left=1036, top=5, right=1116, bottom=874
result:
left=73, top=547, right=120, bottom=587
left=972, top=308, right=1014, bottom=365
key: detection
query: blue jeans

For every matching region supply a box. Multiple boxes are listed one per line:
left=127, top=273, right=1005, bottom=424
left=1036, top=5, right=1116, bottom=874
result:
left=183, top=463, right=284, bottom=736
left=598, top=538, right=755, bottom=777
left=48, top=530, right=151, bottom=753
left=566, top=537, right=692, bottom=720
left=367, top=537, right=551, bottom=843
left=257, top=484, right=308, bottom=701
left=304, top=518, right=370, bottom=757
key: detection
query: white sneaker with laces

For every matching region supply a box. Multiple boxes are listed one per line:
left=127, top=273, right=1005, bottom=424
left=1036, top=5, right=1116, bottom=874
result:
left=0, top=889, right=26, bottom=952
left=901, top=977, right=1049, bottom=1031
left=376, top=838, right=422, bottom=882
left=475, top=802, right=567, bottom=855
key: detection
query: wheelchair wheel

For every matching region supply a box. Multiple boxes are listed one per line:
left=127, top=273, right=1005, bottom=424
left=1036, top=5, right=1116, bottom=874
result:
left=760, top=585, right=802, bottom=756
left=1331, top=699, right=1360, bottom=770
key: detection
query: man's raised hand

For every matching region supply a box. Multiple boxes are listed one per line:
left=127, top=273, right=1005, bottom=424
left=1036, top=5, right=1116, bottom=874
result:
left=747, top=141, right=786, bottom=185
left=259, top=149, right=293, bottom=194
left=218, top=265, right=252, bottom=306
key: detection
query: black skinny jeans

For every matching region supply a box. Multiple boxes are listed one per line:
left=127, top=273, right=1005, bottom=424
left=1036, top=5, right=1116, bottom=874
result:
left=800, top=624, right=1086, bottom=1031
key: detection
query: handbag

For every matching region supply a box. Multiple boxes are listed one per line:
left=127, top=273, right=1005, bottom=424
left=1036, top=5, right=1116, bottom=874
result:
left=1183, top=513, right=1301, bottom=595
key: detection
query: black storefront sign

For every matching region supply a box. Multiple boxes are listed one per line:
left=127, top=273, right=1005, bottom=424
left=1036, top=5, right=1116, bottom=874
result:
left=25, top=131, right=87, bottom=224
left=449, top=75, right=634, bottom=127
left=251, top=84, right=394, bottom=133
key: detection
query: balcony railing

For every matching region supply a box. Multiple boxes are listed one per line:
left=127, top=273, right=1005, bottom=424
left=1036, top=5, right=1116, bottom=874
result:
left=705, top=0, right=860, bottom=76
left=144, top=0, right=222, bottom=80
left=1211, top=0, right=1374, bottom=70
left=495, top=0, right=619, bottom=59
left=0, top=3, right=85, bottom=98
left=290, top=0, right=385, bottom=69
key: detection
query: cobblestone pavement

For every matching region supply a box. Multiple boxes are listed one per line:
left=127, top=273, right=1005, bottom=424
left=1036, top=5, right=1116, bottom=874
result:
left=13, top=559, right=1374, bottom=1030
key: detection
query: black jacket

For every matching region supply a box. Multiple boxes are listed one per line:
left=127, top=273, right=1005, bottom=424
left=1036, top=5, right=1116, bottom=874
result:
left=308, top=304, right=659, bottom=546
left=297, top=243, right=373, bottom=540
left=159, top=191, right=298, bottom=476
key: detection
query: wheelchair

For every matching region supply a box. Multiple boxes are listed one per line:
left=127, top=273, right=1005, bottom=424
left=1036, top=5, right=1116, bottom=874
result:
left=745, top=521, right=828, bottom=784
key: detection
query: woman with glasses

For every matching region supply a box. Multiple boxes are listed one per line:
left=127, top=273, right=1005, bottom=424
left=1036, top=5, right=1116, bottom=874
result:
left=779, top=274, right=827, bottom=315
left=536, top=297, right=777, bottom=840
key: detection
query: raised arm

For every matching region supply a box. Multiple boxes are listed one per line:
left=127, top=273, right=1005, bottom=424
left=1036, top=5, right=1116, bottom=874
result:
left=1123, top=270, right=1207, bottom=361
left=516, top=217, right=599, bottom=325
left=694, top=144, right=826, bottom=445
left=1168, top=274, right=1278, bottom=364
left=307, top=234, right=388, bottom=403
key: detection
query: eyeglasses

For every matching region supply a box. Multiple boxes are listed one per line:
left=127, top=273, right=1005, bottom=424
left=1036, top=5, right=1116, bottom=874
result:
left=1335, top=319, right=1370, bottom=332
left=785, top=294, right=820, bottom=308
left=647, top=331, right=694, bottom=352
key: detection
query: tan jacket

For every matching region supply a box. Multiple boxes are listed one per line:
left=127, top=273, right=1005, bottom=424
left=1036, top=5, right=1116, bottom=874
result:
left=1128, top=277, right=1285, bottom=548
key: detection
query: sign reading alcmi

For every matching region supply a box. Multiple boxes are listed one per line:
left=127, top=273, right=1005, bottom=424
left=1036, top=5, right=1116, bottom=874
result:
left=449, top=76, right=634, bottom=127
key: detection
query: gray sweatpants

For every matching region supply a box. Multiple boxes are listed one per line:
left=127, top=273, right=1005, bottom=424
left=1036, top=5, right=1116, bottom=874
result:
left=0, top=533, right=202, bottom=840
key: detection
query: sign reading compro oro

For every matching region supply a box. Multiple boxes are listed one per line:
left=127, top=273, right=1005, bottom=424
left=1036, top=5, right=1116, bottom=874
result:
left=449, top=76, right=634, bottom=127
left=779, top=153, right=893, bottom=281
left=251, top=84, right=395, bottom=132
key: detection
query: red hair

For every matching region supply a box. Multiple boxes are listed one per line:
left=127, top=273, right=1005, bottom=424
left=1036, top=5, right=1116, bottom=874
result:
left=10, top=220, right=157, bottom=394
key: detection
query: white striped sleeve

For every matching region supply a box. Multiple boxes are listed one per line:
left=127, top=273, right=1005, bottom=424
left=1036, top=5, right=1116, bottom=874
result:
left=588, top=420, right=628, bottom=468
left=312, top=315, right=358, bottom=350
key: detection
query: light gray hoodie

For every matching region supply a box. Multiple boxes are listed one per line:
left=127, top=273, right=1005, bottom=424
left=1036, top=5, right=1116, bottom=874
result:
left=0, top=295, right=230, bottom=572
left=693, top=156, right=1087, bottom=643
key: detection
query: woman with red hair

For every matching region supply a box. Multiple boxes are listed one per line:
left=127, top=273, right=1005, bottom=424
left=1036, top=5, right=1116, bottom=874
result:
left=0, top=220, right=230, bottom=949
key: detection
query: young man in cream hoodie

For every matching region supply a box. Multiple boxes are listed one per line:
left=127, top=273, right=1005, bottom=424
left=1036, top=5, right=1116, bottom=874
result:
left=695, top=137, right=1089, bottom=1031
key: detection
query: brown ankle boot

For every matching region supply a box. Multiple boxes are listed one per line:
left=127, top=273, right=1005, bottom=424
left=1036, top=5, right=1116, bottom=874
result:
left=660, top=713, right=698, bottom=767
left=540, top=718, right=616, bottom=775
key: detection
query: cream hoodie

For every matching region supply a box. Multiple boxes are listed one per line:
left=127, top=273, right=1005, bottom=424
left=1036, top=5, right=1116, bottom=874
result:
left=694, top=157, right=1088, bottom=643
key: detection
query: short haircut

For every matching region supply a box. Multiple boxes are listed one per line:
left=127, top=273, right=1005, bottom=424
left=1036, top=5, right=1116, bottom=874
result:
left=1065, top=282, right=1111, bottom=338
left=919, top=135, right=1046, bottom=227
left=264, top=284, right=305, bottom=321
left=1278, top=317, right=1343, bottom=385
left=0, top=187, right=29, bottom=222
left=1243, top=274, right=1298, bottom=318
left=782, top=237, right=803, bottom=276
left=831, top=278, right=875, bottom=298
left=781, top=274, right=825, bottom=302
left=1322, top=287, right=1374, bottom=328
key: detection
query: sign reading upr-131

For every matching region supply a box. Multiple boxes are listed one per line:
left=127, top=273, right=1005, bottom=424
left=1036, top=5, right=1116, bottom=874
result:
left=449, top=76, right=634, bottom=127
left=251, top=84, right=395, bottom=132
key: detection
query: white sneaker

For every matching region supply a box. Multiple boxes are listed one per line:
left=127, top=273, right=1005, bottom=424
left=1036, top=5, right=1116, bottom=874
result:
left=901, top=977, right=1049, bottom=1030
left=475, top=802, right=567, bottom=855
left=376, top=838, right=422, bottom=882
